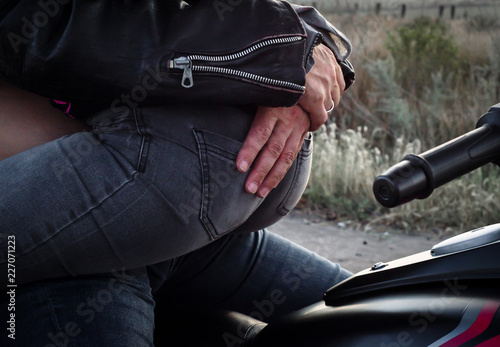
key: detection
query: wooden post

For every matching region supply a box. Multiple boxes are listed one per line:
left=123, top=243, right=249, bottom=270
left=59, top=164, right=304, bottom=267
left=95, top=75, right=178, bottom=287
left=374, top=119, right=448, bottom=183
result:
left=439, top=5, right=444, bottom=19
left=451, top=5, right=456, bottom=19
left=401, top=4, right=406, bottom=18
left=375, top=3, right=381, bottom=15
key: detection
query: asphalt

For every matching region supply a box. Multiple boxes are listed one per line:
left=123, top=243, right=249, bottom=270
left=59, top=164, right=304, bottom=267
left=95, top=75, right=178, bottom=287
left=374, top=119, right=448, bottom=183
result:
left=268, top=211, right=441, bottom=273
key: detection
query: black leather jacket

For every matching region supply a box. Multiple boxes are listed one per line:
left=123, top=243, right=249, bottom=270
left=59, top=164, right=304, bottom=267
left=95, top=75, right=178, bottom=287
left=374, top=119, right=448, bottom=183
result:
left=0, top=0, right=353, bottom=116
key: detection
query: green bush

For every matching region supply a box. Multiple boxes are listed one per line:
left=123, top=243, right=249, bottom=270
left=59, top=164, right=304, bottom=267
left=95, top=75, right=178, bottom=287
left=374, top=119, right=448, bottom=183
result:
left=305, top=15, right=500, bottom=234
left=385, top=18, right=461, bottom=95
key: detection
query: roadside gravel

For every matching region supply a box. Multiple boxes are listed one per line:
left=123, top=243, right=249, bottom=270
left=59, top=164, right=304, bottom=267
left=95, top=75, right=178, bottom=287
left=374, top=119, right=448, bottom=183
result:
left=268, top=211, right=442, bottom=273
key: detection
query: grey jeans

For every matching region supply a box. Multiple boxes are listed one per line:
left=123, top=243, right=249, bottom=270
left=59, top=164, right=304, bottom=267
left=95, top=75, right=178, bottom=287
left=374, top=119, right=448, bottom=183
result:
left=0, top=103, right=312, bottom=285
left=3, top=229, right=352, bottom=346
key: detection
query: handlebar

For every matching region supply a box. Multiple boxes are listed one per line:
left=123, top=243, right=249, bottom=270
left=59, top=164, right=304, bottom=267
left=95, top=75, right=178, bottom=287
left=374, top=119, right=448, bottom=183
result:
left=373, top=103, right=500, bottom=208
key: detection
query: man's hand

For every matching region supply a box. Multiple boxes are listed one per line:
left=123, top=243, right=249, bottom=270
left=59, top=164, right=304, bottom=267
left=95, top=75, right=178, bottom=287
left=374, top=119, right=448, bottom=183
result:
left=299, top=44, right=345, bottom=131
left=236, top=44, right=346, bottom=197
left=236, top=106, right=310, bottom=198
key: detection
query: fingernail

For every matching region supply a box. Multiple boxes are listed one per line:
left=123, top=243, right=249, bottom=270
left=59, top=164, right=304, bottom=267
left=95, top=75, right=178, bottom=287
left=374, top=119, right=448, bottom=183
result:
left=248, top=182, right=258, bottom=194
left=260, top=187, right=270, bottom=198
left=238, top=160, right=249, bottom=172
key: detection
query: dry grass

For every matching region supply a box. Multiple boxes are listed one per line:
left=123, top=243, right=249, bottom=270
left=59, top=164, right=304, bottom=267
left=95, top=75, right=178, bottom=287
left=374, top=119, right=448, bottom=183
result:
left=304, top=14, right=500, bottom=234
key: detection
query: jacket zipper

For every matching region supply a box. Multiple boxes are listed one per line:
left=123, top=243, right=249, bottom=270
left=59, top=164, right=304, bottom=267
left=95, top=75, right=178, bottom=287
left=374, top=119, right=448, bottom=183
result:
left=169, top=36, right=306, bottom=92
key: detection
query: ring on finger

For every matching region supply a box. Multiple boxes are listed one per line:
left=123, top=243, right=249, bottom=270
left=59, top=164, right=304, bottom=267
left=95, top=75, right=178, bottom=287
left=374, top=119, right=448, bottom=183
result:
left=326, top=101, right=335, bottom=116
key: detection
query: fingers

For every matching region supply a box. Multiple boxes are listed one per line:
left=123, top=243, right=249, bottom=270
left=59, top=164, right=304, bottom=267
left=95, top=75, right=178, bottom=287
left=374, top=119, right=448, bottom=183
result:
left=298, top=44, right=345, bottom=132
left=299, top=87, right=329, bottom=131
left=257, top=128, right=308, bottom=197
left=236, top=106, right=310, bottom=198
left=236, top=107, right=277, bottom=174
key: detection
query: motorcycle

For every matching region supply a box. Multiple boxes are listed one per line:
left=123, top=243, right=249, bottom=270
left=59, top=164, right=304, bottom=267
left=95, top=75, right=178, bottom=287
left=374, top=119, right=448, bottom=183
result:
left=159, top=103, right=500, bottom=347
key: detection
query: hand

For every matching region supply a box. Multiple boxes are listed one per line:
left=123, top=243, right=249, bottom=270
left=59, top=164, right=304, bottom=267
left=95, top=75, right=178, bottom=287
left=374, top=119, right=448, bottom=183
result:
left=298, top=44, right=346, bottom=131
left=236, top=105, right=310, bottom=198
left=235, top=44, right=345, bottom=197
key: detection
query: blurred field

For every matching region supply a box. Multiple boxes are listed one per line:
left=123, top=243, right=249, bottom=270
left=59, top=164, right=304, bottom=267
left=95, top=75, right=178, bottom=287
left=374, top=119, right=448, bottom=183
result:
left=298, top=0, right=500, bottom=21
left=301, top=7, right=500, bottom=235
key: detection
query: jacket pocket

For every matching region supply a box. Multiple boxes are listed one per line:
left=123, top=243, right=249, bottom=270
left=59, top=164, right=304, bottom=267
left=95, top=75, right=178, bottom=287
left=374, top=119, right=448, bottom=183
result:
left=193, top=129, right=264, bottom=239
left=168, top=36, right=306, bottom=92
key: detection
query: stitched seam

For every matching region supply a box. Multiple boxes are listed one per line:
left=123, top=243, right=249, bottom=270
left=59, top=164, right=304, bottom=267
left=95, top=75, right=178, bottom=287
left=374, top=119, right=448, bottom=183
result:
left=133, top=108, right=150, bottom=173
left=204, top=144, right=238, bottom=160
left=277, top=157, right=302, bottom=216
left=8, top=172, right=138, bottom=260
left=193, top=129, right=218, bottom=239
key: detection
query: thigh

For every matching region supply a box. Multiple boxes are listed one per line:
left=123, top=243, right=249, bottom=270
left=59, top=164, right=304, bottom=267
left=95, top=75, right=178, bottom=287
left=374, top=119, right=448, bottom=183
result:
left=0, top=103, right=312, bottom=286
left=1, top=269, right=155, bottom=347
left=152, top=229, right=352, bottom=322
left=0, top=122, right=164, bottom=284
left=0, top=108, right=215, bottom=285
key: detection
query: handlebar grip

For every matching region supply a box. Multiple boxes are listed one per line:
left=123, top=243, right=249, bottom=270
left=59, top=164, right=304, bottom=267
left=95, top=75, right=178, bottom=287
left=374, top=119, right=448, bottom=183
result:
left=373, top=104, right=500, bottom=208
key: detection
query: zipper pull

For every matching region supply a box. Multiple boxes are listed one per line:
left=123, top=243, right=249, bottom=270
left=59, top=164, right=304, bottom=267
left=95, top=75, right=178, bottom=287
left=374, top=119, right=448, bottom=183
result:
left=170, top=56, right=194, bottom=88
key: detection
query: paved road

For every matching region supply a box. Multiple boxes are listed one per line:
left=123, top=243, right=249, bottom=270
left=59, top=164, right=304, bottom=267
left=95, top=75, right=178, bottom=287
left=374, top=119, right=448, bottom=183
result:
left=268, top=211, right=441, bottom=273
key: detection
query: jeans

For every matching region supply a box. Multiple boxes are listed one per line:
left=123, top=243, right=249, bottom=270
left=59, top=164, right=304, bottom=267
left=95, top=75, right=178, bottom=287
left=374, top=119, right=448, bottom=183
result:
left=1, top=230, right=352, bottom=346
left=0, top=104, right=312, bottom=285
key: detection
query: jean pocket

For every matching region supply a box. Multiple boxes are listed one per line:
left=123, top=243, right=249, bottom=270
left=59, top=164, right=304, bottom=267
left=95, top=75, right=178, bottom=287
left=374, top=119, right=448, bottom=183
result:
left=193, top=129, right=263, bottom=239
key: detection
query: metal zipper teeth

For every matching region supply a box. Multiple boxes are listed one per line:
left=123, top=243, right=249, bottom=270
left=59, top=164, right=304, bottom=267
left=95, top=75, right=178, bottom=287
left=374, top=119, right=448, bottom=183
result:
left=192, top=65, right=306, bottom=92
left=188, top=36, right=304, bottom=63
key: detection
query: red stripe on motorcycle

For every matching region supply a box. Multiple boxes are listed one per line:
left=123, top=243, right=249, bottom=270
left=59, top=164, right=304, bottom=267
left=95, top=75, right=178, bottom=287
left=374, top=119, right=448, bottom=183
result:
left=440, top=300, right=499, bottom=347
left=475, top=334, right=500, bottom=347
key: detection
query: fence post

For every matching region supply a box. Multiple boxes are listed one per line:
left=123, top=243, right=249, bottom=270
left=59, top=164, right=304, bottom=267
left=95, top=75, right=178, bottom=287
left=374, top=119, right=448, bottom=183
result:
left=451, top=5, right=456, bottom=19
left=375, top=2, right=381, bottom=15
left=439, top=5, right=444, bottom=19
left=401, top=3, right=406, bottom=18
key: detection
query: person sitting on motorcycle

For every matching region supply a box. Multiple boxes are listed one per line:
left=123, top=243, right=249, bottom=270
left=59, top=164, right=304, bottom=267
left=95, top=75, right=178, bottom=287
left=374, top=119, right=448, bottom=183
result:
left=0, top=1, right=354, bottom=345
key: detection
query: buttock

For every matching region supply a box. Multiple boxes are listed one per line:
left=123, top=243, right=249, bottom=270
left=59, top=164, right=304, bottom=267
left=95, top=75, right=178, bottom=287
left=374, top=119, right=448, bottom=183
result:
left=89, top=104, right=312, bottom=240
left=0, top=103, right=311, bottom=285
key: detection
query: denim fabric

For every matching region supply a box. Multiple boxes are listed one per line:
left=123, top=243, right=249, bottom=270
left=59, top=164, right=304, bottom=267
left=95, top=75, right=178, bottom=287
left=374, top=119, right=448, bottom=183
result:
left=152, top=229, right=352, bottom=320
left=0, top=230, right=351, bottom=346
left=0, top=104, right=312, bottom=286
left=1, top=269, right=155, bottom=346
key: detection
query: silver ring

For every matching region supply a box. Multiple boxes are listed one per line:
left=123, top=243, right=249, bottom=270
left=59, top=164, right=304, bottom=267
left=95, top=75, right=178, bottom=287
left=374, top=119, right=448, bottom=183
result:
left=326, top=101, right=335, bottom=116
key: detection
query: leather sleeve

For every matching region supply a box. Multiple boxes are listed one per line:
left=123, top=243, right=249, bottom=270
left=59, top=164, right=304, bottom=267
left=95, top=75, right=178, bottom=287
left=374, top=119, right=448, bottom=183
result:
left=0, top=0, right=308, bottom=114
left=292, top=5, right=352, bottom=62
left=292, top=4, right=355, bottom=89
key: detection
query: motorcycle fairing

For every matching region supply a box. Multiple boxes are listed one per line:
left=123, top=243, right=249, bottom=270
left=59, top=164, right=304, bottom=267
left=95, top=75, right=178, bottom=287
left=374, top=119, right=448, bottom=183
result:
left=429, top=299, right=500, bottom=346
left=324, top=223, right=500, bottom=306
